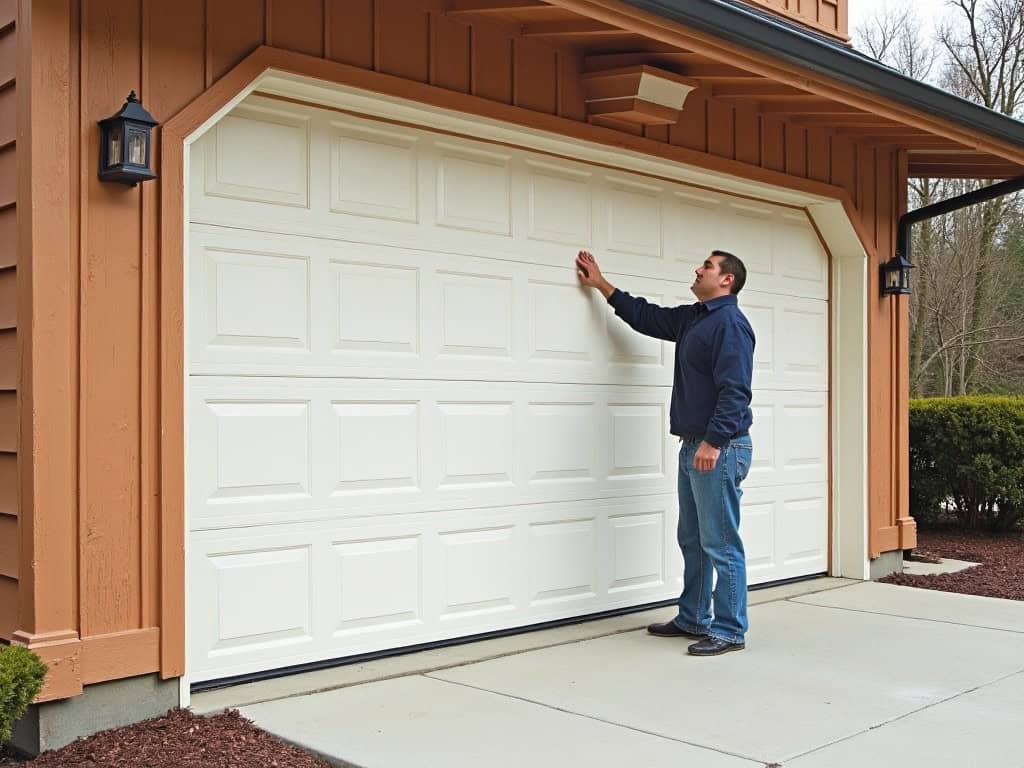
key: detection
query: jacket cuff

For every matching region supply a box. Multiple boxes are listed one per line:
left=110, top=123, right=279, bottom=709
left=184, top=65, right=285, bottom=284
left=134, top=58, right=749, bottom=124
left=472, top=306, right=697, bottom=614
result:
left=703, top=433, right=728, bottom=449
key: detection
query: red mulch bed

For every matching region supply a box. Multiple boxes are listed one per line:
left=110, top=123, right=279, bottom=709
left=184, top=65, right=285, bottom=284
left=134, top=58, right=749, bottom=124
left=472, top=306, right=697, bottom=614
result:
left=880, top=526, right=1024, bottom=601
left=5, top=709, right=331, bottom=767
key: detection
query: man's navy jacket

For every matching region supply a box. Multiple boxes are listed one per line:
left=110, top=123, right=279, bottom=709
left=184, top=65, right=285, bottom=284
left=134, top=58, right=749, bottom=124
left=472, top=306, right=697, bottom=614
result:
left=607, top=290, right=755, bottom=449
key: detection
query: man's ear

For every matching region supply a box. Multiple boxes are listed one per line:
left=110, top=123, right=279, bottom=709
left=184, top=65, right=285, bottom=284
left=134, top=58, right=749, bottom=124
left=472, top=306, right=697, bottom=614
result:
left=721, top=272, right=734, bottom=289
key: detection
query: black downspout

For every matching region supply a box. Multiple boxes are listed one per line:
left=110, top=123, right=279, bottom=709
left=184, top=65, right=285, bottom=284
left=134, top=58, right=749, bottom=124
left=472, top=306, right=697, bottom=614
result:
left=897, top=175, right=1024, bottom=266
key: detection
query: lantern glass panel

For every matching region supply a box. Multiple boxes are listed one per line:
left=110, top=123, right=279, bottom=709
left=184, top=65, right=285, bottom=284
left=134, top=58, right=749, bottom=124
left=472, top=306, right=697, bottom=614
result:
left=107, top=125, right=123, bottom=168
left=128, top=130, right=146, bottom=165
left=886, top=266, right=900, bottom=290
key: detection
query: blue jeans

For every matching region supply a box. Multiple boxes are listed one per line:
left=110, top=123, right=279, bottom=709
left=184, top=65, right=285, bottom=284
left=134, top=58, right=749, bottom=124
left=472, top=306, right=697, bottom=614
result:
left=672, top=437, right=753, bottom=644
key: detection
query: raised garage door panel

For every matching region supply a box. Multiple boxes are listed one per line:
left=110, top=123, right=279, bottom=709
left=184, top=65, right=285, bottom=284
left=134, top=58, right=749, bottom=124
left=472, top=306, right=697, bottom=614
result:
left=186, top=96, right=828, bottom=682
left=187, top=377, right=675, bottom=530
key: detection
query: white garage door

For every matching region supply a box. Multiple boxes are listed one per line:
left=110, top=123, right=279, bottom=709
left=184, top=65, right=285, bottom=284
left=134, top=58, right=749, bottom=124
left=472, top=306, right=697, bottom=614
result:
left=186, top=95, right=829, bottom=683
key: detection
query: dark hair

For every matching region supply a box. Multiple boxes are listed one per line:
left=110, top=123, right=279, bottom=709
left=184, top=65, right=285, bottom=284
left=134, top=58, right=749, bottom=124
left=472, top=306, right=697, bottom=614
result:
left=711, top=250, right=747, bottom=295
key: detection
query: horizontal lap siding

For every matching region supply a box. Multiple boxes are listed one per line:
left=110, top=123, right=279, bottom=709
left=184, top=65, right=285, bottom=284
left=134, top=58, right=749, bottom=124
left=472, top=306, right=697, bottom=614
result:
left=0, top=12, right=13, bottom=88
left=0, top=513, right=15, bottom=578
left=0, top=0, right=13, bottom=33
left=0, top=201, right=12, bottom=269
left=0, top=453, right=14, bottom=517
left=0, top=2, right=15, bottom=642
left=0, top=392, right=12, bottom=456
left=0, top=84, right=13, bottom=147
left=0, top=575, right=15, bottom=639
left=37, top=0, right=902, bottom=680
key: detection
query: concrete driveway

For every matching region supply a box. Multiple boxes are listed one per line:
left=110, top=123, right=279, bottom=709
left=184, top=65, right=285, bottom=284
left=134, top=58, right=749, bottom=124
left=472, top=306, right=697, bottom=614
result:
left=193, top=579, right=1024, bottom=767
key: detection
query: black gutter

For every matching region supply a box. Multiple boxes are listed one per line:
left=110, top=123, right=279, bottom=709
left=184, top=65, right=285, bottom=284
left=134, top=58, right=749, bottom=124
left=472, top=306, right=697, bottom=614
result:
left=615, top=0, right=1024, bottom=153
left=897, top=176, right=1024, bottom=265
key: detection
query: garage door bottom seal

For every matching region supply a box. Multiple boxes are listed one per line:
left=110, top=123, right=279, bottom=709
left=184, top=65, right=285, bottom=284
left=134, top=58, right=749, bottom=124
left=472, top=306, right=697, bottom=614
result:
left=191, top=571, right=825, bottom=693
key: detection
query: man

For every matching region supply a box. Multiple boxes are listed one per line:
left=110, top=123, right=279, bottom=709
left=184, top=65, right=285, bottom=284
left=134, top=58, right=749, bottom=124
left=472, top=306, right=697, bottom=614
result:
left=575, top=249, right=755, bottom=656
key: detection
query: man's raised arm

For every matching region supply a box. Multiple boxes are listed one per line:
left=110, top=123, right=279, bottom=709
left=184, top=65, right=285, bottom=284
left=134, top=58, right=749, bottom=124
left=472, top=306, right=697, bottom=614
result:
left=576, top=250, right=691, bottom=342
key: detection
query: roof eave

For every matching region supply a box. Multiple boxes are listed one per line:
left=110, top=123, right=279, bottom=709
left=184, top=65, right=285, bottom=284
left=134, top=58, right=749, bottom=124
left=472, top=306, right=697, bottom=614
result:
left=617, top=0, right=1024, bottom=159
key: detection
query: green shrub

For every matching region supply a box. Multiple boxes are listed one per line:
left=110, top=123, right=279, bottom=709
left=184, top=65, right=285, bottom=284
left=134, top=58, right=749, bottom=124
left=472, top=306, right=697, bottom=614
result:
left=910, top=396, right=1024, bottom=531
left=0, top=645, right=47, bottom=742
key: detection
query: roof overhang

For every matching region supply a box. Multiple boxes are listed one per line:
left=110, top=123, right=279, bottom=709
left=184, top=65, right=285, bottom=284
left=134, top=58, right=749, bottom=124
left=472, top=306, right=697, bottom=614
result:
left=494, top=0, right=1024, bottom=178
left=622, top=0, right=1024, bottom=149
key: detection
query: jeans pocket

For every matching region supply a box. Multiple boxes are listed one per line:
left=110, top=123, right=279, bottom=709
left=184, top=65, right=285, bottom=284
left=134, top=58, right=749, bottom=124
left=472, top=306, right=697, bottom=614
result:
left=734, top=445, right=752, bottom=484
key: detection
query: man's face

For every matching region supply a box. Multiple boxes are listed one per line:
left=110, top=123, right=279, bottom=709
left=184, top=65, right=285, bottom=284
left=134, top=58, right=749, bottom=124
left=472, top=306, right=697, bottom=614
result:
left=692, top=254, right=733, bottom=300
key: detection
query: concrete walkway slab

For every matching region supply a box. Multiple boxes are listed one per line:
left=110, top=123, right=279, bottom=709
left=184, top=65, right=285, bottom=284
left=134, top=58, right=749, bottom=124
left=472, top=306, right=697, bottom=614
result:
left=787, top=670, right=1024, bottom=768
left=241, top=675, right=760, bottom=768
left=792, top=580, right=1024, bottom=633
left=903, top=557, right=980, bottom=576
left=428, top=598, right=1024, bottom=763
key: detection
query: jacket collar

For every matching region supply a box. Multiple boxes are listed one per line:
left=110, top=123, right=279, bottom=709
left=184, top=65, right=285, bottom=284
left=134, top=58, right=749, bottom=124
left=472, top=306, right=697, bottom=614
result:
left=700, top=294, right=738, bottom=313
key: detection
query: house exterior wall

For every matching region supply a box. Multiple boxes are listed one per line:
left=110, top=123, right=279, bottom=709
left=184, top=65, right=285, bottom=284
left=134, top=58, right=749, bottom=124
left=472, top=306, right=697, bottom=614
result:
left=738, top=0, right=848, bottom=40
left=11, top=0, right=81, bottom=702
left=0, top=0, right=18, bottom=643
left=10, top=0, right=911, bottom=700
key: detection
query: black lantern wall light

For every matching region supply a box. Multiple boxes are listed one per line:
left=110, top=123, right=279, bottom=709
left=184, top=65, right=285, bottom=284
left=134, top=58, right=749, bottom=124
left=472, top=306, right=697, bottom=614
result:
left=98, top=92, right=159, bottom=186
left=879, top=252, right=913, bottom=297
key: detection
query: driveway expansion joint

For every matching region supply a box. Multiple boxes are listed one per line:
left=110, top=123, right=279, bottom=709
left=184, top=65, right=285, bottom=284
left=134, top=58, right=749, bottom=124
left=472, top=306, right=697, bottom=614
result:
left=782, top=598, right=1024, bottom=635
left=423, top=672, right=767, bottom=765
left=778, top=666, right=1024, bottom=764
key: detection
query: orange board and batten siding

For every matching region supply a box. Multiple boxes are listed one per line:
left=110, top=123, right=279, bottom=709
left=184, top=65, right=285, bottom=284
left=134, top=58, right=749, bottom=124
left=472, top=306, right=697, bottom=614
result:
left=0, top=0, right=18, bottom=644
left=14, top=0, right=910, bottom=701
left=739, top=0, right=848, bottom=40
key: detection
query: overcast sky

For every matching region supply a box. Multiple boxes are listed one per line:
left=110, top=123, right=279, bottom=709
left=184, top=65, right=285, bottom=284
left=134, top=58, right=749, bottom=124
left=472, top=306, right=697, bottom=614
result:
left=848, top=0, right=955, bottom=40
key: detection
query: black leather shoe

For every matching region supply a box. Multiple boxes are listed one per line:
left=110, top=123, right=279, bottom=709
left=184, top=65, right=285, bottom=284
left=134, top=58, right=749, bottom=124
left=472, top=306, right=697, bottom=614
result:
left=647, top=621, right=708, bottom=639
left=687, top=637, right=745, bottom=656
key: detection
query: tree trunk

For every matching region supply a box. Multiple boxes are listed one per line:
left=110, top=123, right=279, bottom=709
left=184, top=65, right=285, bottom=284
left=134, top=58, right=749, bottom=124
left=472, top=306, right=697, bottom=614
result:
left=909, top=180, right=934, bottom=395
left=963, top=196, right=1005, bottom=390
